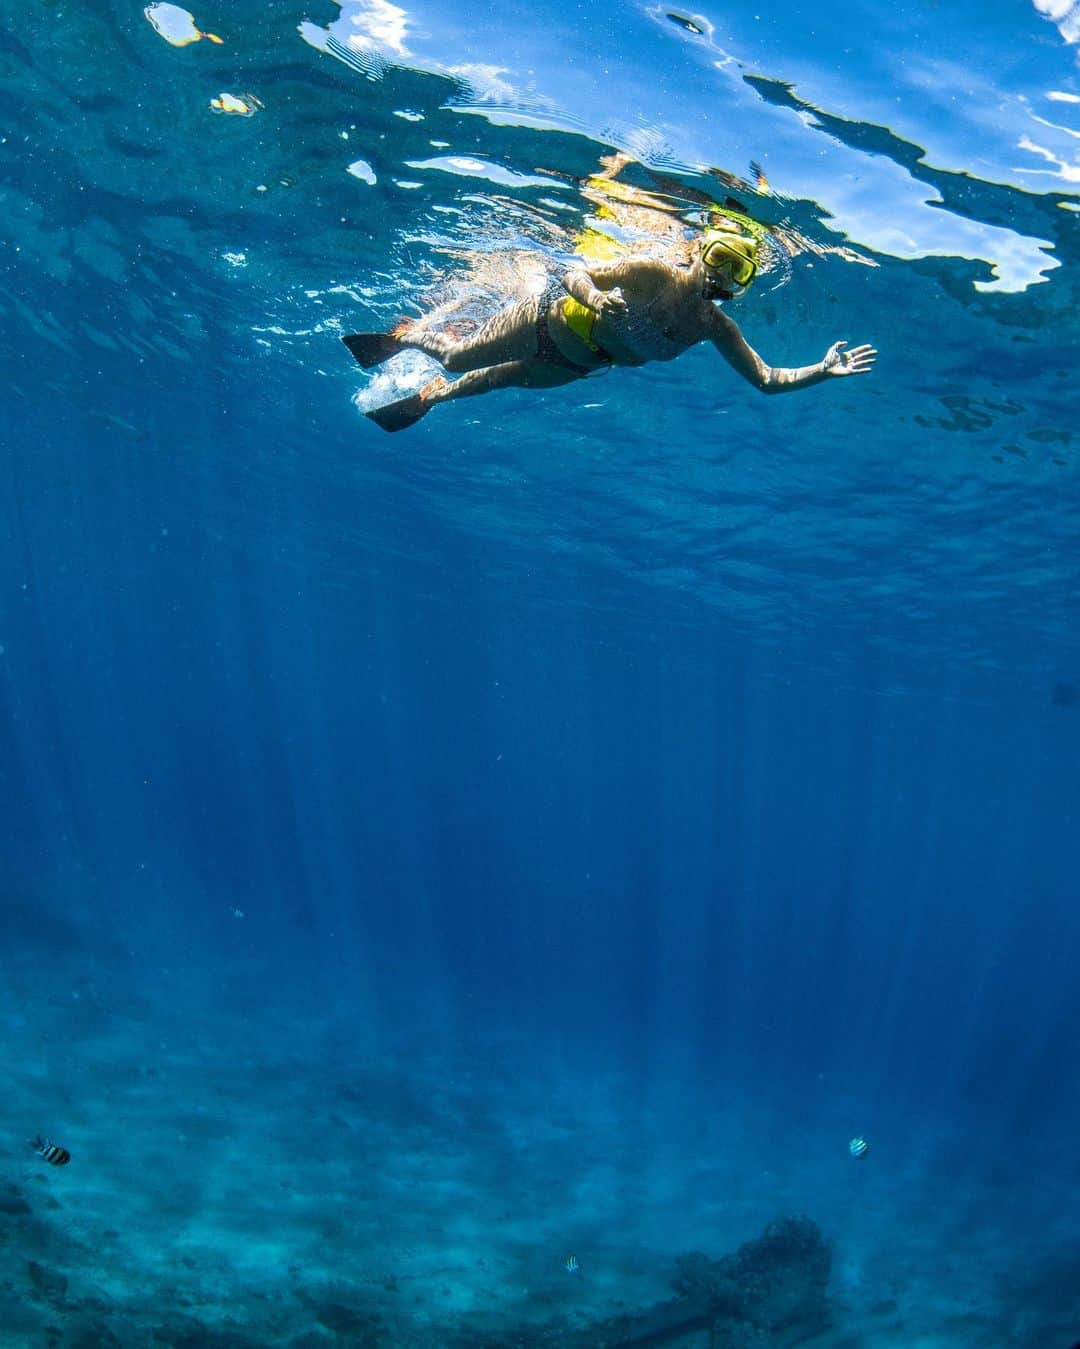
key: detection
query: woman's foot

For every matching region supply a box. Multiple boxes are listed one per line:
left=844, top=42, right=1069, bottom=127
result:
left=418, top=375, right=451, bottom=404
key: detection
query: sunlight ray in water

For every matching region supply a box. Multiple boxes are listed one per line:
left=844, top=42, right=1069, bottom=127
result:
left=3, top=0, right=1080, bottom=1323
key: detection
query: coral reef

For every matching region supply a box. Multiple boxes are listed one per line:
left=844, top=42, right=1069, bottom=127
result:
left=442, top=1215, right=832, bottom=1349
left=672, top=1216, right=832, bottom=1347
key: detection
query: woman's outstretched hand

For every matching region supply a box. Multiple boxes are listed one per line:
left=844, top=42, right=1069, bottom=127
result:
left=822, top=340, right=876, bottom=377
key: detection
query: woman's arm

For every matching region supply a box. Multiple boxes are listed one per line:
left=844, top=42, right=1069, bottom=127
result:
left=711, top=310, right=876, bottom=393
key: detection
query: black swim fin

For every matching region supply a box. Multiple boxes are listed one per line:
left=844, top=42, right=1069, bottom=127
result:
left=365, top=392, right=428, bottom=433
left=342, top=332, right=405, bottom=369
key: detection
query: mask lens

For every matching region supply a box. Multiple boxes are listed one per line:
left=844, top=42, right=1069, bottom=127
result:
left=731, top=255, right=755, bottom=286
left=703, top=238, right=756, bottom=287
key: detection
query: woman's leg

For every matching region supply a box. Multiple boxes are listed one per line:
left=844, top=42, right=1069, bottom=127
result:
left=365, top=356, right=581, bottom=433
left=399, top=298, right=541, bottom=373
left=421, top=357, right=580, bottom=405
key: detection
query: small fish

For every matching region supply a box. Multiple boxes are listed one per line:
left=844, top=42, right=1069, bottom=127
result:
left=33, top=1136, right=71, bottom=1167
left=848, top=1136, right=869, bottom=1159
left=565, top=1255, right=579, bottom=1273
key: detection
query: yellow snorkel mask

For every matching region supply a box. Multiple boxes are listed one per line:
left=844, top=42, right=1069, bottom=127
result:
left=700, top=227, right=759, bottom=297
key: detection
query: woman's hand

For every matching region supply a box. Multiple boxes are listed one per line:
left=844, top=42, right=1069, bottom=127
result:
left=822, top=340, right=876, bottom=376
left=592, top=286, right=628, bottom=318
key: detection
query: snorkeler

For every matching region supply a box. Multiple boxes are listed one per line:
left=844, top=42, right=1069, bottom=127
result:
left=343, top=219, right=876, bottom=433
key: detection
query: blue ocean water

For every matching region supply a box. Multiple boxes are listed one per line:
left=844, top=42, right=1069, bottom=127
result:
left=2, top=0, right=1079, bottom=1343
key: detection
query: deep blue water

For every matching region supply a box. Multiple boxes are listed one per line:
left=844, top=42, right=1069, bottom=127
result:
left=2, top=0, right=1079, bottom=1344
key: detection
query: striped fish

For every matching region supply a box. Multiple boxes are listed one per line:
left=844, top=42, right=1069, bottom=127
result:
left=33, top=1137, right=71, bottom=1167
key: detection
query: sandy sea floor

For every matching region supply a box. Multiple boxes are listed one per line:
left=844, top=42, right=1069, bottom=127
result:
left=2, top=934, right=1077, bottom=1348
